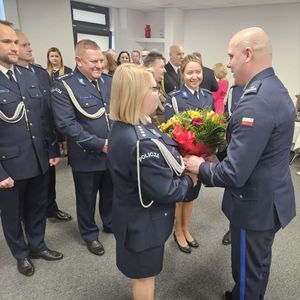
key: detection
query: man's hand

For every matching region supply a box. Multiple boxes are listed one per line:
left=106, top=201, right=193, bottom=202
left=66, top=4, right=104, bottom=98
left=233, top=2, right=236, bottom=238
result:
left=59, top=141, right=68, bottom=156
left=183, top=155, right=205, bottom=174
left=102, top=139, right=108, bottom=154
left=0, top=177, right=14, bottom=188
left=49, top=157, right=60, bottom=167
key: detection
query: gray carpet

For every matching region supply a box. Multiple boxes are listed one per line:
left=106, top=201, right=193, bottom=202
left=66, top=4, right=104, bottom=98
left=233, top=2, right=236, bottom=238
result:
left=0, top=157, right=299, bottom=300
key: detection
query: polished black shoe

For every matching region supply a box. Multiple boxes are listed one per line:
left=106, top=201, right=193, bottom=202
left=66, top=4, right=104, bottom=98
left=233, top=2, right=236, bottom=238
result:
left=187, top=238, right=199, bottom=248
left=173, top=233, right=191, bottom=253
left=17, top=258, right=35, bottom=276
left=87, top=240, right=105, bottom=256
left=54, top=210, right=72, bottom=221
left=222, top=291, right=232, bottom=300
left=103, top=226, right=113, bottom=234
left=222, top=230, right=231, bottom=245
left=30, top=249, right=63, bottom=261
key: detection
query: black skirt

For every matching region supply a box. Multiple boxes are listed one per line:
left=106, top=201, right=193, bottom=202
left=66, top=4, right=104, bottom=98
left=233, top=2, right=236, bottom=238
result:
left=116, top=244, right=165, bottom=279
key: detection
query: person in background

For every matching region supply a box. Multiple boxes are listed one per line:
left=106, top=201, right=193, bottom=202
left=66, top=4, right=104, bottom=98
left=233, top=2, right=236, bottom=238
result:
left=212, top=63, right=229, bottom=114
left=184, top=27, right=296, bottom=300
left=192, top=52, right=218, bottom=92
left=107, top=48, right=117, bottom=61
left=47, top=47, right=72, bottom=80
left=51, top=39, right=113, bottom=257
left=107, top=63, right=197, bottom=300
left=103, top=51, right=118, bottom=76
left=16, top=30, right=72, bottom=222
left=0, top=21, right=63, bottom=277
left=141, top=48, right=150, bottom=63
left=164, top=54, right=214, bottom=254
left=143, top=51, right=166, bottom=125
left=164, top=44, right=184, bottom=94
left=117, top=50, right=131, bottom=65
left=131, top=50, right=141, bottom=64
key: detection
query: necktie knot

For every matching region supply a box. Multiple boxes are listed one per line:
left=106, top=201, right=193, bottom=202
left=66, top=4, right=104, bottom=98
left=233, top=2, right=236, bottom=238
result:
left=7, top=70, right=15, bottom=81
left=194, top=91, right=198, bottom=98
left=91, top=80, right=99, bottom=90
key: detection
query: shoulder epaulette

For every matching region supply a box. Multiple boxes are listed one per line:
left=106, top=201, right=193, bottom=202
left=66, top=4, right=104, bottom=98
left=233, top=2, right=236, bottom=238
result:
left=169, top=90, right=181, bottom=97
left=31, top=63, right=45, bottom=70
left=200, top=88, right=212, bottom=95
left=56, top=72, right=74, bottom=81
left=243, top=80, right=262, bottom=95
left=102, top=73, right=112, bottom=78
left=134, top=125, right=156, bottom=140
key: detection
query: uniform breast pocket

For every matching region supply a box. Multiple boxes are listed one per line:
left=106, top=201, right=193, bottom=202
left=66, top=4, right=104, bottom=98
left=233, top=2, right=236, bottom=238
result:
left=28, top=86, right=43, bottom=99
left=0, top=95, right=19, bottom=116
left=79, top=98, right=99, bottom=113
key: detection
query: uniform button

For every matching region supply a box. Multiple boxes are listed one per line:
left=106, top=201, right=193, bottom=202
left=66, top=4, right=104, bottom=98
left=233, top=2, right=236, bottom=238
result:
left=164, top=212, right=168, bottom=216
left=26, top=109, right=30, bottom=112
left=83, top=149, right=86, bottom=152
left=239, top=195, right=243, bottom=199
left=32, top=136, right=35, bottom=139
left=104, top=103, right=107, bottom=106
left=22, top=96, right=26, bottom=100
left=85, top=103, right=89, bottom=106
left=3, top=99, right=6, bottom=103
left=2, top=155, right=6, bottom=159
left=29, top=123, right=33, bottom=126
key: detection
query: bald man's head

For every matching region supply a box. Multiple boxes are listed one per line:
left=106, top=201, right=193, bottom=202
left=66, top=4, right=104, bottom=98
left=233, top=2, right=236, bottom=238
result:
left=169, top=44, right=184, bottom=67
left=15, top=30, right=33, bottom=66
left=227, top=27, right=272, bottom=86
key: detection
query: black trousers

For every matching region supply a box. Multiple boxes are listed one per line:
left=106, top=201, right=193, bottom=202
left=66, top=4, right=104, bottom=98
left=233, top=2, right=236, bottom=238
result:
left=0, top=171, right=49, bottom=260
left=46, top=165, right=59, bottom=216
left=72, top=169, right=113, bottom=243
left=230, top=223, right=279, bottom=300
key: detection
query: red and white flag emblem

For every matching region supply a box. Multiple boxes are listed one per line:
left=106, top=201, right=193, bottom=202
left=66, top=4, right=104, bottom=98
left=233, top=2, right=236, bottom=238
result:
left=241, top=117, right=254, bottom=126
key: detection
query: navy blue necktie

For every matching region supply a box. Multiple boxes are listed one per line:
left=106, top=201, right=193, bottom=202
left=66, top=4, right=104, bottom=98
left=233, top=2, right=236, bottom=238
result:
left=7, top=70, right=19, bottom=89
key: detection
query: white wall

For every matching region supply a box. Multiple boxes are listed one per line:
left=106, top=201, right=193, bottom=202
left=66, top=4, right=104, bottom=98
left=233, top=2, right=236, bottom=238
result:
left=184, top=3, right=300, bottom=99
left=5, top=0, right=75, bottom=69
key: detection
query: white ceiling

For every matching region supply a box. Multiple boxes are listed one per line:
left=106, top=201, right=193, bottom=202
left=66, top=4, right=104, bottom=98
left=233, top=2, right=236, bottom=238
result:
left=80, top=0, right=300, bottom=11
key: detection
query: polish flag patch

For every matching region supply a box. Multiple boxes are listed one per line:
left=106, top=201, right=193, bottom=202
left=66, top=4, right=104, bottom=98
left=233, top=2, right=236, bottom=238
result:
left=241, top=117, right=254, bottom=126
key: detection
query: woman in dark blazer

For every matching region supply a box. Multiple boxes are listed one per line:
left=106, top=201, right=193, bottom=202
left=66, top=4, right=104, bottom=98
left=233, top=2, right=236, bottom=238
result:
left=107, top=64, right=197, bottom=300
left=164, top=54, right=214, bottom=254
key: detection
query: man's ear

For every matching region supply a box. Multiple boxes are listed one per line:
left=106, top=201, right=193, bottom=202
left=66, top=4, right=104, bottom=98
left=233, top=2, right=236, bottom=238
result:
left=245, top=47, right=253, bottom=63
left=75, top=56, right=81, bottom=67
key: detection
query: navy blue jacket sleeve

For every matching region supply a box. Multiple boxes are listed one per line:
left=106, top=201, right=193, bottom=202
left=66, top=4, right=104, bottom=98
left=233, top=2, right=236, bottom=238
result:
left=199, top=94, right=273, bottom=188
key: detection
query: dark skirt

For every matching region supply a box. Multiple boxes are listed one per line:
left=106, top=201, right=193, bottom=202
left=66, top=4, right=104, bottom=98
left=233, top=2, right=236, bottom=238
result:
left=185, top=181, right=201, bottom=202
left=116, top=244, right=165, bottom=279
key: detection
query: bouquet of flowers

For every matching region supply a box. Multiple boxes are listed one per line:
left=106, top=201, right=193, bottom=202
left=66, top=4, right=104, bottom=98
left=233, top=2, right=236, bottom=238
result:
left=160, top=109, right=227, bottom=157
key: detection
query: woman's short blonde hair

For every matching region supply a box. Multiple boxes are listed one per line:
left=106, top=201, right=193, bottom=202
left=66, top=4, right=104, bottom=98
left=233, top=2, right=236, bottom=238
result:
left=213, top=63, right=227, bottom=80
left=110, top=64, right=154, bottom=125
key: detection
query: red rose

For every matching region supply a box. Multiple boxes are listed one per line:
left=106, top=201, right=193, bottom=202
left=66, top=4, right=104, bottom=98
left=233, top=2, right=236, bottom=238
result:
left=192, top=117, right=204, bottom=126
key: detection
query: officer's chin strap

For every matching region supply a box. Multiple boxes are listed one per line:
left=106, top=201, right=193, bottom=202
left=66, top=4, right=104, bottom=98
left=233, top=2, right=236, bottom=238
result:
left=0, top=101, right=28, bottom=126
left=136, top=138, right=185, bottom=209
left=62, top=80, right=105, bottom=119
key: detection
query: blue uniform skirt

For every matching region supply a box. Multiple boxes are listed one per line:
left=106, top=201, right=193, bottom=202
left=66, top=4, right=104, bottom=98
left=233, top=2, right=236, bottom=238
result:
left=116, top=244, right=165, bottom=279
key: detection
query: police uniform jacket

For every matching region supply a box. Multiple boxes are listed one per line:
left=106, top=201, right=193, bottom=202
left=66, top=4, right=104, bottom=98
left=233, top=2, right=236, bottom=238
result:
left=199, top=68, right=296, bottom=231
left=164, top=62, right=181, bottom=94
left=164, top=84, right=214, bottom=121
left=0, top=65, right=58, bottom=181
left=107, top=121, right=193, bottom=252
left=51, top=68, right=112, bottom=172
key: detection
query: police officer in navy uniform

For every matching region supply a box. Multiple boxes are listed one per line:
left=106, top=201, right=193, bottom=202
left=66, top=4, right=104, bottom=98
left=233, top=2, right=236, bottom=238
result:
left=184, top=27, right=296, bottom=300
left=107, top=63, right=197, bottom=300
left=164, top=54, right=214, bottom=254
left=51, top=39, right=113, bottom=256
left=0, top=21, right=63, bottom=277
left=15, top=29, right=72, bottom=222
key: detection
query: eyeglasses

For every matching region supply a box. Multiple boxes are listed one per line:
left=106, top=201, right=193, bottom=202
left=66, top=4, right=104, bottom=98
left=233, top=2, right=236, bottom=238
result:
left=151, top=86, right=160, bottom=93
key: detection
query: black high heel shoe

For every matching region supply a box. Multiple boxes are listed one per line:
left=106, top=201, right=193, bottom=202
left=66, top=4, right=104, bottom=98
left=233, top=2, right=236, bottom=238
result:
left=173, top=232, right=192, bottom=253
left=187, top=238, right=199, bottom=248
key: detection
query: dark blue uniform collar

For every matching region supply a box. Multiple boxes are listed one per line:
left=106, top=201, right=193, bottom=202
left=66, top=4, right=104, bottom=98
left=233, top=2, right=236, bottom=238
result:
left=244, top=67, right=274, bottom=91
